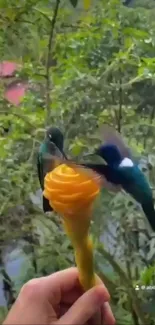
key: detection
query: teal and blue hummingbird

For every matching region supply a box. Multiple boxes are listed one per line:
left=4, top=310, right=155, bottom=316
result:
left=80, top=125, right=155, bottom=232
left=37, top=126, right=67, bottom=213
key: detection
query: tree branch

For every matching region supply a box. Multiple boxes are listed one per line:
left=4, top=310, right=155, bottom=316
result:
left=45, top=0, right=61, bottom=126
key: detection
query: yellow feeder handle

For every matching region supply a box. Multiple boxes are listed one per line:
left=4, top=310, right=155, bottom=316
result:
left=63, top=212, right=96, bottom=290
left=43, top=164, right=100, bottom=291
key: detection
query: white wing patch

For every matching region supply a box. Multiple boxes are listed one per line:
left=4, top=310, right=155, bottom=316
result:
left=119, top=157, right=134, bottom=167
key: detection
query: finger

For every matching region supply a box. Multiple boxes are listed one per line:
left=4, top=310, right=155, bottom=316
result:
left=61, top=286, right=83, bottom=304
left=19, top=268, right=79, bottom=307
left=95, top=276, right=115, bottom=325
left=47, top=267, right=79, bottom=291
left=27, top=267, right=79, bottom=304
left=88, top=274, right=110, bottom=325
left=61, top=273, right=109, bottom=304
left=44, top=267, right=79, bottom=292
left=89, top=309, right=102, bottom=325
left=59, top=303, right=70, bottom=318
left=55, top=284, right=110, bottom=325
left=102, top=302, right=115, bottom=325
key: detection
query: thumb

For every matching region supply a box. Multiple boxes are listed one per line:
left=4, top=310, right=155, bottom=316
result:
left=55, top=285, right=110, bottom=325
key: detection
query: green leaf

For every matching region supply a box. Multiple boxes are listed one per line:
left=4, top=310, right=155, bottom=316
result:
left=69, top=141, right=84, bottom=156
left=140, top=265, right=155, bottom=285
left=69, top=0, right=78, bottom=8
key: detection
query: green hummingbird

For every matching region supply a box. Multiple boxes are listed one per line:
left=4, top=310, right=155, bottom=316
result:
left=37, top=127, right=67, bottom=213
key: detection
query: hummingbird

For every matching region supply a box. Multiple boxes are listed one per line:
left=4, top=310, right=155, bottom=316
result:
left=37, top=126, right=67, bottom=213
left=80, top=125, right=155, bottom=232
left=48, top=125, right=155, bottom=231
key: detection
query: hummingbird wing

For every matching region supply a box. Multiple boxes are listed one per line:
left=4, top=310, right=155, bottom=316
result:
left=37, top=153, right=53, bottom=212
left=82, top=124, right=138, bottom=166
left=99, top=124, right=133, bottom=160
left=37, top=148, right=60, bottom=189
left=78, top=162, right=122, bottom=192
left=38, top=142, right=66, bottom=213
left=47, top=155, right=121, bottom=193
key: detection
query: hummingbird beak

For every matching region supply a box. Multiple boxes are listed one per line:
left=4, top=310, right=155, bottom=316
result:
left=62, top=149, right=68, bottom=160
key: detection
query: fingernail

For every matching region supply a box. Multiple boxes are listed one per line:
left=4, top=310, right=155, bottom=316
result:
left=103, top=302, right=116, bottom=325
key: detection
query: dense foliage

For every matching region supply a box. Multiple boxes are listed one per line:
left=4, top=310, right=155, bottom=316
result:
left=1, top=0, right=155, bottom=324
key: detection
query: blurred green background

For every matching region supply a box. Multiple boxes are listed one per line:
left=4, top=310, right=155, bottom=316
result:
left=0, top=0, right=155, bottom=324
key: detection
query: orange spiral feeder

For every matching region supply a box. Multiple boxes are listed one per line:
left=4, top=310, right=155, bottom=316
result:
left=43, top=163, right=100, bottom=291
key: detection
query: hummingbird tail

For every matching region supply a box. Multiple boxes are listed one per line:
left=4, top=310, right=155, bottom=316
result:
left=142, top=201, right=155, bottom=232
left=43, top=196, right=53, bottom=213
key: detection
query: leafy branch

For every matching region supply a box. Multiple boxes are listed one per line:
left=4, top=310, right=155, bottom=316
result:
left=0, top=111, right=34, bottom=129
left=45, top=0, right=61, bottom=126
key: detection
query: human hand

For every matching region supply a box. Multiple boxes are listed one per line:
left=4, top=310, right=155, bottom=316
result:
left=3, top=267, right=115, bottom=325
